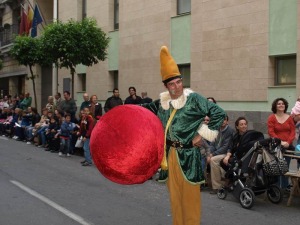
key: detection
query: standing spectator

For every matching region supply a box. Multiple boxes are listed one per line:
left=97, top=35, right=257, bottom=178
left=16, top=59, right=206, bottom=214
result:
left=60, top=91, right=77, bottom=122
left=267, top=98, right=295, bottom=191
left=55, top=92, right=62, bottom=110
left=80, top=93, right=90, bottom=110
left=57, top=113, right=75, bottom=157
left=141, top=92, right=153, bottom=104
left=20, top=93, right=32, bottom=110
left=104, top=88, right=123, bottom=112
left=124, top=87, right=142, bottom=105
left=77, top=107, right=95, bottom=166
left=89, top=95, right=102, bottom=120
left=45, top=96, right=56, bottom=112
left=207, top=115, right=234, bottom=194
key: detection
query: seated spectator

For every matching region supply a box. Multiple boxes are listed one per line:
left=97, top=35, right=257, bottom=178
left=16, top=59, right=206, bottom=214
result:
left=45, top=116, right=60, bottom=152
left=267, top=98, right=295, bottom=191
left=207, top=115, right=234, bottom=194
left=14, top=109, right=31, bottom=141
left=221, top=117, right=249, bottom=171
left=25, top=107, right=41, bottom=144
left=0, top=108, right=13, bottom=136
left=199, top=116, right=211, bottom=186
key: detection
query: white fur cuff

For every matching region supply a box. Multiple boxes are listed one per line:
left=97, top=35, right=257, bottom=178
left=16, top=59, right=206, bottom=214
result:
left=198, top=124, right=219, bottom=142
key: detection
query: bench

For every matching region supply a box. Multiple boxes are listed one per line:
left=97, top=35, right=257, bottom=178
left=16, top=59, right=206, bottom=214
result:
left=283, top=150, right=300, bottom=206
left=284, top=172, right=300, bottom=206
left=283, top=150, right=300, bottom=160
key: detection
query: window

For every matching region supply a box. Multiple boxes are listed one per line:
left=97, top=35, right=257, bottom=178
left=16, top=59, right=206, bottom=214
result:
left=113, top=71, right=119, bottom=89
left=77, top=73, right=86, bottom=91
left=275, top=56, right=296, bottom=85
left=114, top=0, right=119, bottom=30
left=82, top=0, right=87, bottom=19
left=178, top=64, right=190, bottom=88
left=177, top=0, right=191, bottom=15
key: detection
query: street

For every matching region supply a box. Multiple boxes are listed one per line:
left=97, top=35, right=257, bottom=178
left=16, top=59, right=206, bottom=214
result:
left=0, top=136, right=300, bottom=225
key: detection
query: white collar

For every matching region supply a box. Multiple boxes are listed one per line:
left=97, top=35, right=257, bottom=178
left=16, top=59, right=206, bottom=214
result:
left=160, top=89, right=194, bottom=110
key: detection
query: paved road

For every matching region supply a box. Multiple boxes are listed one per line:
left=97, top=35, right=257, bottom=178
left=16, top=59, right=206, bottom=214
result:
left=0, top=136, right=300, bottom=225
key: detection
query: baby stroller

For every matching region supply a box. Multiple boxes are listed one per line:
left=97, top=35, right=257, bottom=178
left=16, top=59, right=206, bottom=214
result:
left=217, top=130, right=283, bottom=209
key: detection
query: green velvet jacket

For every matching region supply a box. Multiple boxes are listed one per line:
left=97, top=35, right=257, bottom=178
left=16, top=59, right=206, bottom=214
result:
left=143, top=89, right=226, bottom=184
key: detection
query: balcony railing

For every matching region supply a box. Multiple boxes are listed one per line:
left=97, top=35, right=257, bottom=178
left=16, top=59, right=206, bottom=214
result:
left=0, top=24, right=19, bottom=47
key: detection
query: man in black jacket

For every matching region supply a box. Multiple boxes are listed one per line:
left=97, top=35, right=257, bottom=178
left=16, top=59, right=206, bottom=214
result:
left=124, top=87, right=142, bottom=105
left=104, top=88, right=123, bottom=112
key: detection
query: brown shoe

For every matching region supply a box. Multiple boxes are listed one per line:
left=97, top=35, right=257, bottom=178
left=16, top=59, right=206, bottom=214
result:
left=210, top=189, right=218, bottom=194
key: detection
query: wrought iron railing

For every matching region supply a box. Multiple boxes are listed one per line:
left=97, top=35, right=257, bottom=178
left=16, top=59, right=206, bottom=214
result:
left=0, top=24, right=19, bottom=47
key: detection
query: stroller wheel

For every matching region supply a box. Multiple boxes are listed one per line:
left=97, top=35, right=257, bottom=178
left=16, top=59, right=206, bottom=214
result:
left=239, top=188, right=255, bottom=209
left=217, top=188, right=227, bottom=200
left=267, top=184, right=283, bottom=204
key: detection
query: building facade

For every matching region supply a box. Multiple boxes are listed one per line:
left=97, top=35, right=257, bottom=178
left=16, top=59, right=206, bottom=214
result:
left=0, top=0, right=299, bottom=133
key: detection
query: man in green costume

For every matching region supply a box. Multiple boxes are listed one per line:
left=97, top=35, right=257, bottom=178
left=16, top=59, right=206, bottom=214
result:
left=143, top=46, right=226, bottom=225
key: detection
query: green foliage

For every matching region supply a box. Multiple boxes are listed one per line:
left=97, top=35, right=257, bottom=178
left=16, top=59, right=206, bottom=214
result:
left=41, top=18, right=110, bottom=75
left=10, top=35, right=52, bottom=68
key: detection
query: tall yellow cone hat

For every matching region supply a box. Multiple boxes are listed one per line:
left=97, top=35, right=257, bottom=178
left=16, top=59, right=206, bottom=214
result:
left=160, top=46, right=181, bottom=83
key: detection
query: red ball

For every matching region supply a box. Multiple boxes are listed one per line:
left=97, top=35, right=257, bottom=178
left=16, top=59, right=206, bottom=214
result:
left=90, top=105, right=164, bottom=185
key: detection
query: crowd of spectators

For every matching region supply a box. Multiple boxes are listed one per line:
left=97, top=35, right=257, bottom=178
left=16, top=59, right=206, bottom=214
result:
left=0, top=91, right=103, bottom=166
left=0, top=87, right=152, bottom=167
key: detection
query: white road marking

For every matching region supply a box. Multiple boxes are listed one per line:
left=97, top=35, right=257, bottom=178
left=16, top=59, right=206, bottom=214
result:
left=10, top=180, right=93, bottom=225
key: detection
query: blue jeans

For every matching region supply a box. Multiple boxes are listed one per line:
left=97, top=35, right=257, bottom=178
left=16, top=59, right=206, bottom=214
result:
left=60, top=138, right=70, bottom=154
left=83, top=138, right=92, bottom=163
left=25, top=126, right=34, bottom=140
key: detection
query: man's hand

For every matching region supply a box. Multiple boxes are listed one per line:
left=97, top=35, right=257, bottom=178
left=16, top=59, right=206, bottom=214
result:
left=192, top=134, right=202, bottom=147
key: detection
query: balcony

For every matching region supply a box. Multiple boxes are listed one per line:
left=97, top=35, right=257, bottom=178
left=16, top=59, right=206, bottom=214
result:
left=0, top=24, right=19, bottom=48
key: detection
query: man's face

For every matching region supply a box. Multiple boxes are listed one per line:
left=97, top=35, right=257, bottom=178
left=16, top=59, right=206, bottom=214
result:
left=4, top=96, right=8, bottom=101
left=64, top=93, right=70, bottom=100
left=129, top=88, right=136, bottom=97
left=166, top=78, right=184, bottom=99
left=113, top=90, right=120, bottom=98
left=221, top=118, right=228, bottom=128
left=55, top=94, right=59, bottom=100
left=25, top=93, right=29, bottom=98
left=83, top=94, right=89, bottom=102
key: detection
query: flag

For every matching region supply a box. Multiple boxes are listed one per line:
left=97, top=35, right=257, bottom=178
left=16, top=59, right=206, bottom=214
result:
left=31, top=4, right=43, bottom=37
left=26, top=5, right=34, bottom=35
left=19, top=9, right=27, bottom=35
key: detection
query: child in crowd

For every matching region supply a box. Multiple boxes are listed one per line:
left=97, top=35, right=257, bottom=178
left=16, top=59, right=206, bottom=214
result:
left=45, top=116, right=60, bottom=152
left=56, top=113, right=75, bottom=157
left=77, top=107, right=95, bottom=166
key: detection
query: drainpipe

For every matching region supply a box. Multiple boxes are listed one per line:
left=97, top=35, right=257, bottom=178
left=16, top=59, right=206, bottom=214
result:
left=52, top=0, right=58, bottom=96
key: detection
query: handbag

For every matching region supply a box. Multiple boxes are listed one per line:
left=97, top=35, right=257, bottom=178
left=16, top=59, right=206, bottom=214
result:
left=262, top=146, right=288, bottom=176
left=75, top=136, right=84, bottom=148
